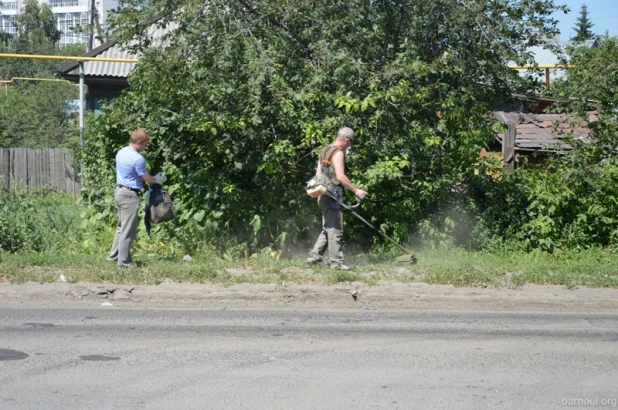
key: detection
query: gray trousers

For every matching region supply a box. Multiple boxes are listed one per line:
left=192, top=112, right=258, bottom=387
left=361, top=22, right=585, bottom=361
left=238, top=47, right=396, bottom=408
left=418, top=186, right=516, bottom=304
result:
left=107, top=188, right=140, bottom=266
left=309, top=194, right=344, bottom=264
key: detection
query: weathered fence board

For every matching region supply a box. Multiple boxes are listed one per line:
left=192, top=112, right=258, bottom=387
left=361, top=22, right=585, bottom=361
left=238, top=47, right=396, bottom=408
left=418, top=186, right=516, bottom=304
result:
left=49, top=149, right=59, bottom=190
left=0, top=148, right=81, bottom=196
left=1, top=148, right=8, bottom=187
left=52, top=149, right=62, bottom=192
left=27, top=149, right=37, bottom=189
left=64, top=150, right=76, bottom=196
left=41, top=150, right=49, bottom=188
left=15, top=149, right=27, bottom=187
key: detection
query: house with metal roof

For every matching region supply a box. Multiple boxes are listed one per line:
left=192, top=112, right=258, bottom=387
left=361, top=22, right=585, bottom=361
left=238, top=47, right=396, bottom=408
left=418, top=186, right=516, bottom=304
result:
left=55, top=40, right=137, bottom=111
left=55, top=18, right=175, bottom=111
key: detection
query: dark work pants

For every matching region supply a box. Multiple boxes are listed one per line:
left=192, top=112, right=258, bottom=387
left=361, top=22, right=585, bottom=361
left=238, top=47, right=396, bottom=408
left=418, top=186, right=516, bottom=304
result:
left=309, top=194, right=344, bottom=264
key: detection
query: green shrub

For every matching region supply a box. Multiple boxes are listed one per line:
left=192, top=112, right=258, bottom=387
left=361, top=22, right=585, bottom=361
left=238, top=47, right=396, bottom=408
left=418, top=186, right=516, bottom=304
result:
left=0, top=189, right=86, bottom=253
left=0, top=214, right=26, bottom=253
left=80, top=0, right=564, bottom=255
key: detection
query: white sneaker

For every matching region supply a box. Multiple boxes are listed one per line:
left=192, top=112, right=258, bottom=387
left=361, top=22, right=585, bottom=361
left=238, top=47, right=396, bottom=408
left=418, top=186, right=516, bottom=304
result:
left=307, top=256, right=322, bottom=264
left=330, top=263, right=351, bottom=271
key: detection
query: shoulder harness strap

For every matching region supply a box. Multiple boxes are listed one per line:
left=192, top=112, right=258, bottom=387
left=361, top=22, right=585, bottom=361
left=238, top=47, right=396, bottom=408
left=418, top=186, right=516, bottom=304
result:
left=320, top=145, right=341, bottom=166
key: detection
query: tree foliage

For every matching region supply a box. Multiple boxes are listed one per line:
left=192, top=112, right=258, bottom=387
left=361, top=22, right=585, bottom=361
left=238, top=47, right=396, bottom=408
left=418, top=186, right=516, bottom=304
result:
left=0, top=0, right=62, bottom=78
left=554, top=36, right=618, bottom=115
left=552, top=36, right=618, bottom=169
left=0, top=82, right=80, bottom=148
left=83, top=0, right=566, bottom=254
left=472, top=36, right=618, bottom=253
left=572, top=4, right=595, bottom=43
left=0, top=0, right=83, bottom=148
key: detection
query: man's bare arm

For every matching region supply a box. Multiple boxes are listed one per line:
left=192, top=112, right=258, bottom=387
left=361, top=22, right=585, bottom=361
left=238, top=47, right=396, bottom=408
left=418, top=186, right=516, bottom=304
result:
left=141, top=173, right=157, bottom=184
left=332, top=151, right=368, bottom=199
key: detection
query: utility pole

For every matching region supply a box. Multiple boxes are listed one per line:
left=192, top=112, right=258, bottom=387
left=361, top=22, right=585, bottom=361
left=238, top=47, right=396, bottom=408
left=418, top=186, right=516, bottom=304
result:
left=88, top=0, right=95, bottom=51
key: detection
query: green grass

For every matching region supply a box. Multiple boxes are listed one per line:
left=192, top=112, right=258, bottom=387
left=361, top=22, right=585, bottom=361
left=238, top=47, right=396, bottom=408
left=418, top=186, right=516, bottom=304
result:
left=2, top=247, right=618, bottom=289
left=405, top=248, right=618, bottom=289
left=2, top=190, right=618, bottom=288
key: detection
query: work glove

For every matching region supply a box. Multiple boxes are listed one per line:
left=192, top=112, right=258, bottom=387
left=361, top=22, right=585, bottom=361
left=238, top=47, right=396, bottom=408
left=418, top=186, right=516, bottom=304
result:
left=154, top=172, right=167, bottom=185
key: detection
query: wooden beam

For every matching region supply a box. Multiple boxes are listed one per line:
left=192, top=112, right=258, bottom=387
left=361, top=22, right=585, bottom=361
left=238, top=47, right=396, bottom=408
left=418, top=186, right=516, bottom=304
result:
left=503, top=121, right=517, bottom=172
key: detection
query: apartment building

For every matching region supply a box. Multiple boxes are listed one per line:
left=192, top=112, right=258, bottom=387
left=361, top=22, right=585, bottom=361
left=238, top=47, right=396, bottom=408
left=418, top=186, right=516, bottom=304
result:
left=0, top=0, right=118, bottom=48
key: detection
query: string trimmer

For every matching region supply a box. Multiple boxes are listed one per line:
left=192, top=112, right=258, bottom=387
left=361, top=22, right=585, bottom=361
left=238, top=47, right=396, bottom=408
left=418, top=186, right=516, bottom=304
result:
left=326, top=192, right=416, bottom=264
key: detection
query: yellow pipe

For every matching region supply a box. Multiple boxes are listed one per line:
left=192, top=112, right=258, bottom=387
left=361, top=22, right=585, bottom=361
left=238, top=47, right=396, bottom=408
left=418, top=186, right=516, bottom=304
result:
left=0, top=54, right=573, bottom=69
left=0, top=53, right=139, bottom=63
left=0, top=77, right=77, bottom=85
left=509, top=65, right=575, bottom=69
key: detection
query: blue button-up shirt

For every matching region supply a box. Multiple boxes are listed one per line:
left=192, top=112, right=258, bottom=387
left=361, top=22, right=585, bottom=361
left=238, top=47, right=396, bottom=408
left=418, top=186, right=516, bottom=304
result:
left=116, top=146, right=147, bottom=189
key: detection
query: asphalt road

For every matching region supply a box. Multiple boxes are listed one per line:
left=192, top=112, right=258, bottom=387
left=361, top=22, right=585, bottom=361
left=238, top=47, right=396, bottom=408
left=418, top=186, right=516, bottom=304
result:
left=1, top=307, right=617, bottom=410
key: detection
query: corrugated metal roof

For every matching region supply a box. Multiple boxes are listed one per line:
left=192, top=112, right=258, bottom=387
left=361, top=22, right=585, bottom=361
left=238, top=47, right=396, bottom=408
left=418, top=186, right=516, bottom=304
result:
left=56, top=40, right=136, bottom=78
left=494, top=111, right=596, bottom=151
left=83, top=47, right=137, bottom=77
left=57, top=20, right=177, bottom=79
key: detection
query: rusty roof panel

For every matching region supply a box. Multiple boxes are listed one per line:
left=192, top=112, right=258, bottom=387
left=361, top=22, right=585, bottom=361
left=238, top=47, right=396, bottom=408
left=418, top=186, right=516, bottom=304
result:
left=494, top=111, right=596, bottom=151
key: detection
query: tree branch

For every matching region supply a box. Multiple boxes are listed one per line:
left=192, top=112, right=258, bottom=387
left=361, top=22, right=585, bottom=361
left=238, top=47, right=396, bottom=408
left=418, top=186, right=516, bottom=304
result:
left=236, top=0, right=312, bottom=59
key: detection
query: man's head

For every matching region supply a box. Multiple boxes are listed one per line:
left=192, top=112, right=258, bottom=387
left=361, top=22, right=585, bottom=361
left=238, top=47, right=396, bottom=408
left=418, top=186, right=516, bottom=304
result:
left=336, top=127, right=355, bottom=149
left=130, top=128, right=150, bottom=152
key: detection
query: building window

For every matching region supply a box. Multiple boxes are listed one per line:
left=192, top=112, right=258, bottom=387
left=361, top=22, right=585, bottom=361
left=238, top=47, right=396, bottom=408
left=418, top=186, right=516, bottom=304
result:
left=0, top=2, right=18, bottom=10
left=0, top=16, right=17, bottom=36
left=49, top=0, right=89, bottom=7
left=56, top=12, right=89, bottom=46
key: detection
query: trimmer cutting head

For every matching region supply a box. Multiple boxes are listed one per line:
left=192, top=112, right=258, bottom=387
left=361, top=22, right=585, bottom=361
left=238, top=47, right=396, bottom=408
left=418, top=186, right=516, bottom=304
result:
left=396, top=253, right=417, bottom=264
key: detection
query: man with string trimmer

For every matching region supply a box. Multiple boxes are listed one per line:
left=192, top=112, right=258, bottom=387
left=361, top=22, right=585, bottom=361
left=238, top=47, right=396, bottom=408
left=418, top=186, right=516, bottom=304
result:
left=306, top=127, right=369, bottom=270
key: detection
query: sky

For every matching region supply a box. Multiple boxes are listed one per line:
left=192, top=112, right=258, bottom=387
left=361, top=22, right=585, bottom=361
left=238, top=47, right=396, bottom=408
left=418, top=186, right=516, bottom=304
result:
left=553, top=0, right=618, bottom=41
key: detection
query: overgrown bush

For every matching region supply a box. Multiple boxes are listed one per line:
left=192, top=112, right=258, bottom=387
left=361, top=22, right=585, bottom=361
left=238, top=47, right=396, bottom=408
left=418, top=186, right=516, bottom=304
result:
left=405, top=36, right=618, bottom=252
left=467, top=156, right=618, bottom=252
left=0, top=188, right=85, bottom=253
left=80, top=0, right=564, bottom=255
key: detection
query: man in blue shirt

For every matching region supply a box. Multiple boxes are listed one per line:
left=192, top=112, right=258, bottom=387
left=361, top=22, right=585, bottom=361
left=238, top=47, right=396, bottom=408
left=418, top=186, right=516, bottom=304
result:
left=106, top=129, right=166, bottom=267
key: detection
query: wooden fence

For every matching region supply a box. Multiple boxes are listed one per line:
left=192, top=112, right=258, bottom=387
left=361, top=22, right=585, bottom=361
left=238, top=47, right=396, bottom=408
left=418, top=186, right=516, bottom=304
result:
left=0, top=148, right=81, bottom=196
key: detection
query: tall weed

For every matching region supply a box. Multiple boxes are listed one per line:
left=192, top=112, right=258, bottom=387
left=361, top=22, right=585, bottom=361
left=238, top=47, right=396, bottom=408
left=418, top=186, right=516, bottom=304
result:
left=0, top=188, right=85, bottom=253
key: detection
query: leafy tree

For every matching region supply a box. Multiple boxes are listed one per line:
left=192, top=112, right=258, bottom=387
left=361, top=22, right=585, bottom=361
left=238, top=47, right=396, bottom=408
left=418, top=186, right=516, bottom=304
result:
left=0, top=0, right=65, bottom=78
left=572, top=4, right=595, bottom=43
left=0, top=0, right=84, bottom=148
left=16, top=0, right=61, bottom=43
left=552, top=35, right=618, bottom=172
left=554, top=35, right=618, bottom=114
left=0, top=82, right=80, bottom=148
left=550, top=35, right=618, bottom=169
left=471, top=36, right=618, bottom=252
left=83, top=0, right=567, bottom=253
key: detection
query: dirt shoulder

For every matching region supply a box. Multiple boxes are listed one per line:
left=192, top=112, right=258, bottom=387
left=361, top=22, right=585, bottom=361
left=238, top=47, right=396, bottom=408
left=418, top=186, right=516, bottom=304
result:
left=1, top=281, right=617, bottom=312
